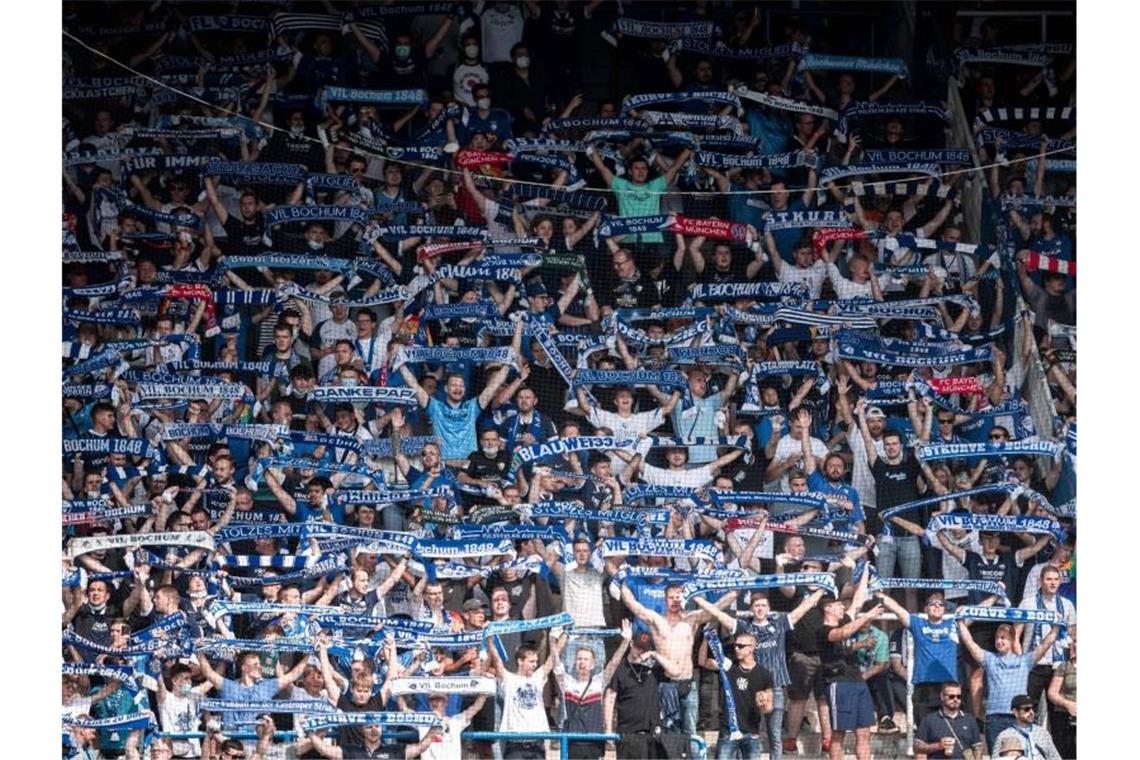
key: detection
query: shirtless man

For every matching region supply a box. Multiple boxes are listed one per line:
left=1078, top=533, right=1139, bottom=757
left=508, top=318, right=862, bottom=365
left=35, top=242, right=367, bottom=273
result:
left=620, top=582, right=737, bottom=734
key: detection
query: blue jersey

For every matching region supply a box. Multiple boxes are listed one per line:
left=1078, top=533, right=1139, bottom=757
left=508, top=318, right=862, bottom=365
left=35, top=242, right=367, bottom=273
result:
left=427, top=396, right=481, bottom=460
left=807, top=471, right=864, bottom=527
left=735, top=613, right=793, bottom=688
left=910, top=615, right=959, bottom=684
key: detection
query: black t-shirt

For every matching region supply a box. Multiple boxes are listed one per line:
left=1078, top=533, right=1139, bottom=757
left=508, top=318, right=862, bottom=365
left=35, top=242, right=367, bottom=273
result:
left=786, top=604, right=824, bottom=655
left=604, top=273, right=660, bottom=310
left=818, top=619, right=864, bottom=683
left=221, top=213, right=267, bottom=255
left=870, top=455, right=922, bottom=536
left=610, top=657, right=662, bottom=732
left=719, top=660, right=774, bottom=734
left=463, top=450, right=512, bottom=505
left=962, top=550, right=1018, bottom=605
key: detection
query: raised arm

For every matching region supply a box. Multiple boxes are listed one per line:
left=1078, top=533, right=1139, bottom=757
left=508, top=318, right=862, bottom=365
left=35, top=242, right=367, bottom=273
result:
left=196, top=652, right=226, bottom=689
left=620, top=582, right=666, bottom=631
left=661, top=148, right=693, bottom=186
left=587, top=147, right=616, bottom=186
left=955, top=618, right=986, bottom=664
left=874, top=590, right=910, bottom=629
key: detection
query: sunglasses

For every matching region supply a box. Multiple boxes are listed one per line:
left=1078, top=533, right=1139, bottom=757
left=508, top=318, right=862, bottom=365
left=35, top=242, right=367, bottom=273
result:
left=732, top=643, right=753, bottom=649
left=943, top=694, right=962, bottom=700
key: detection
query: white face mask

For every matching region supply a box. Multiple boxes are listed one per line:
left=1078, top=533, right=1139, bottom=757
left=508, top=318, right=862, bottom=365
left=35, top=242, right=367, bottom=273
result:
left=179, top=683, right=193, bottom=697
left=341, top=378, right=357, bottom=387
left=464, top=44, right=479, bottom=59
left=476, top=97, right=491, bottom=110
left=516, top=56, right=530, bottom=69
left=307, top=239, right=324, bottom=251
left=481, top=445, right=499, bottom=458
left=290, top=125, right=305, bottom=136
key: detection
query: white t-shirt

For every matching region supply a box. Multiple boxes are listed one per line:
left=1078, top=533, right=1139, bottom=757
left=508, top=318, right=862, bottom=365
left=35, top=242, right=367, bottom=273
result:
left=589, top=406, right=665, bottom=477
left=500, top=670, right=550, bottom=733
left=419, top=714, right=471, bottom=760
left=641, top=462, right=719, bottom=489
left=778, top=260, right=828, bottom=299
left=771, top=435, right=829, bottom=490
left=480, top=5, right=525, bottom=63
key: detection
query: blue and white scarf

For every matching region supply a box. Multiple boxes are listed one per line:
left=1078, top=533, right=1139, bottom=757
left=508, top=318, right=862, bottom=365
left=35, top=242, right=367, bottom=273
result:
left=601, top=537, right=723, bottom=565
left=264, top=204, right=371, bottom=235
left=667, top=38, right=799, bottom=61
left=245, top=457, right=385, bottom=489
left=798, top=53, right=908, bottom=78
left=298, top=711, right=443, bottom=734
left=62, top=437, right=160, bottom=459
left=917, top=441, right=1063, bottom=463
left=686, top=281, right=808, bottom=304
left=864, top=149, right=972, bottom=165
left=602, top=17, right=718, bottom=46
left=542, top=116, right=648, bottom=135
left=833, top=101, right=947, bottom=142
left=696, top=149, right=822, bottom=170
left=868, top=575, right=1007, bottom=599
left=953, top=605, right=1064, bottom=626
left=878, top=483, right=1019, bottom=522
left=703, top=624, right=743, bottom=739
left=762, top=209, right=852, bottom=233
left=638, top=111, right=743, bottom=134
left=392, top=346, right=516, bottom=372
left=835, top=330, right=993, bottom=367
left=927, top=512, right=1065, bottom=542
left=526, top=503, right=670, bottom=527
left=621, top=90, right=741, bottom=117
left=314, top=87, right=428, bottom=112
left=683, top=572, right=838, bottom=602
left=668, top=345, right=745, bottom=367
left=571, top=369, right=687, bottom=392
left=66, top=530, right=214, bottom=559
left=821, top=162, right=941, bottom=185
left=205, top=160, right=307, bottom=185
left=953, top=47, right=1051, bottom=78
left=623, top=485, right=704, bottom=505
left=391, top=676, right=498, bottom=697
left=729, top=83, right=839, bottom=121
left=307, top=386, right=419, bottom=405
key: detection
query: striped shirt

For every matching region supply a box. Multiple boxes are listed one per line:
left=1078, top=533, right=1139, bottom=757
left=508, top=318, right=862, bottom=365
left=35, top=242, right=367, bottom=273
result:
left=735, top=613, right=793, bottom=688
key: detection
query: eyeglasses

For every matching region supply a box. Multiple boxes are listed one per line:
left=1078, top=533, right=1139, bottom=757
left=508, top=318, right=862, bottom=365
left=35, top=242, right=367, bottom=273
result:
left=732, top=643, right=753, bottom=649
left=943, top=694, right=962, bottom=700
left=939, top=419, right=954, bottom=425
left=927, top=600, right=945, bottom=607
left=1016, top=706, right=1036, bottom=713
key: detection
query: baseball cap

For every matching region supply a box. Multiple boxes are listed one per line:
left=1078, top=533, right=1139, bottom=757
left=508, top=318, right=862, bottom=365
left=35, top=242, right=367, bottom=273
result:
left=462, top=599, right=487, bottom=612
left=865, top=406, right=886, bottom=419
left=1010, top=694, right=1035, bottom=710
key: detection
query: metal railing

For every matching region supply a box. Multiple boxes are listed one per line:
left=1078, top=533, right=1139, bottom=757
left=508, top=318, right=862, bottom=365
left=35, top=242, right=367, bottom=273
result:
left=464, top=731, right=708, bottom=760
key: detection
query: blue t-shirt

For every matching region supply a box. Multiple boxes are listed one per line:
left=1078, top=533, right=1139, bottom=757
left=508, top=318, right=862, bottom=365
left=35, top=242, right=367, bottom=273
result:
left=427, top=396, right=482, bottom=460
left=670, top=393, right=721, bottom=464
left=982, top=650, right=1037, bottom=716
left=219, top=677, right=280, bottom=728
left=807, top=471, right=865, bottom=527
left=910, top=615, right=959, bottom=684
left=729, top=181, right=768, bottom=230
